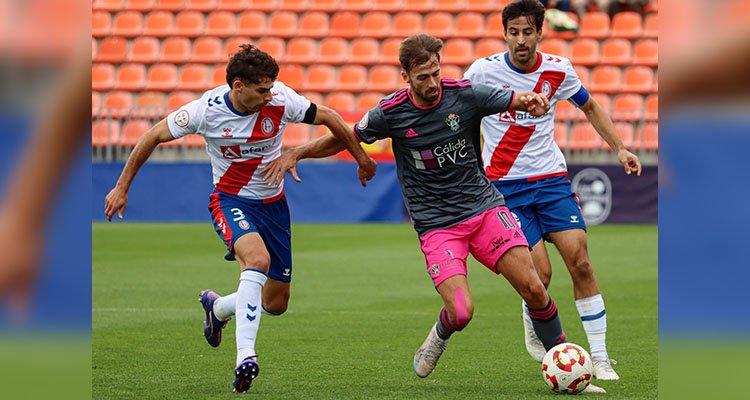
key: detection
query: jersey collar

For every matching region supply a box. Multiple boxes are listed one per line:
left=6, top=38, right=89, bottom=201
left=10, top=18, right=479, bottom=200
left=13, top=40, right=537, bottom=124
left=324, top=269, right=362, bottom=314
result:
left=224, top=91, right=250, bottom=116
left=407, top=86, right=443, bottom=110
left=504, top=51, right=543, bottom=74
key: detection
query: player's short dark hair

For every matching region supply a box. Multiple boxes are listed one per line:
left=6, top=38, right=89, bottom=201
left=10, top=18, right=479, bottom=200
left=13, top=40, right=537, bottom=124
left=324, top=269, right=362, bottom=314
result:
left=502, top=0, right=546, bottom=32
left=225, top=44, right=279, bottom=87
left=399, top=34, right=443, bottom=73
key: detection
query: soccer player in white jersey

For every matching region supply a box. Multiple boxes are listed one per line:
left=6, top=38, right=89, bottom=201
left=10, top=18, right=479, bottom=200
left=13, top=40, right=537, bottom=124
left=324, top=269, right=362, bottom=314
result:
left=104, top=44, right=376, bottom=393
left=464, top=0, right=642, bottom=380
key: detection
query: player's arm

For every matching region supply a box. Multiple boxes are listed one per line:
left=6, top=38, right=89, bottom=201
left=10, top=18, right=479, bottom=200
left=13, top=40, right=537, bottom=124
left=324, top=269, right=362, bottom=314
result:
left=261, top=133, right=347, bottom=187
left=313, top=104, right=376, bottom=186
left=104, top=118, right=176, bottom=220
left=579, top=97, right=642, bottom=176
left=509, top=91, right=551, bottom=116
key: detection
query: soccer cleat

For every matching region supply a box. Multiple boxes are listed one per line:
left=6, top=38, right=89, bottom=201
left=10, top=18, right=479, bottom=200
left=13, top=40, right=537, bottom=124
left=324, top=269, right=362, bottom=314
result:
left=582, top=383, right=607, bottom=393
left=522, top=312, right=546, bottom=363
left=199, top=290, right=228, bottom=348
left=592, top=357, right=620, bottom=380
left=233, top=356, right=260, bottom=393
left=413, top=323, right=449, bottom=378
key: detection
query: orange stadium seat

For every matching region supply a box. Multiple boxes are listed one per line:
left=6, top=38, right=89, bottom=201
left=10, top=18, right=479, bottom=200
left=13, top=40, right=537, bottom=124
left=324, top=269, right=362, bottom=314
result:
left=92, top=92, right=102, bottom=116
left=279, top=0, right=309, bottom=11
left=175, top=11, right=205, bottom=37
left=93, top=64, right=116, bottom=91
left=357, top=92, right=385, bottom=112
left=615, top=122, right=635, bottom=149
left=486, top=13, right=503, bottom=35
left=301, top=92, right=323, bottom=105
left=578, top=12, right=609, bottom=39
left=120, top=119, right=151, bottom=146
left=103, top=91, right=134, bottom=118
left=145, top=63, right=178, bottom=91
left=95, top=0, right=125, bottom=11
left=600, top=38, right=632, bottom=66
left=554, top=99, right=576, bottom=122
left=156, top=0, right=185, bottom=11
left=553, top=122, right=569, bottom=149
left=466, top=0, right=503, bottom=12
left=143, top=11, right=175, bottom=37
left=350, top=38, right=380, bottom=64
left=282, top=123, right=311, bottom=147
left=310, top=0, right=340, bottom=12
left=206, top=11, right=237, bottom=37
left=341, top=0, right=373, bottom=11
left=92, top=38, right=98, bottom=60
left=475, top=38, right=504, bottom=58
left=393, top=12, right=423, bottom=38
left=643, top=13, right=657, bottom=38
left=380, top=38, right=402, bottom=66
left=591, top=93, right=611, bottom=115
left=125, top=0, right=156, bottom=10
left=186, top=0, right=218, bottom=11
left=367, top=66, right=400, bottom=92
left=441, top=65, right=463, bottom=80
left=178, top=64, right=210, bottom=91
left=92, top=11, right=112, bottom=37
left=237, top=11, right=267, bottom=37
left=212, top=64, right=228, bottom=87
left=570, top=38, right=599, bottom=66
left=540, top=38, right=568, bottom=58
left=318, top=38, right=349, bottom=64
left=443, top=39, right=474, bottom=66
left=633, top=39, right=658, bottom=66
left=168, top=91, right=198, bottom=111
left=424, top=12, right=455, bottom=38
left=278, top=64, right=305, bottom=88
left=268, top=11, right=299, bottom=38
left=92, top=120, right=120, bottom=148
left=361, top=12, right=392, bottom=39
left=645, top=93, right=658, bottom=121
left=573, top=65, right=590, bottom=87
left=299, top=12, right=330, bottom=38
left=161, top=37, right=192, bottom=63
left=336, top=65, right=367, bottom=92
left=224, top=37, right=252, bottom=57
left=325, top=92, right=356, bottom=113
left=222, top=0, right=254, bottom=11
left=613, top=93, right=644, bottom=121
left=403, top=0, right=433, bottom=12
left=135, top=92, right=167, bottom=110
left=589, top=66, right=622, bottom=93
left=113, top=11, right=144, bottom=37
left=454, top=12, right=485, bottom=39
left=329, top=12, right=360, bottom=38
left=622, top=66, right=654, bottom=94
left=611, top=11, right=642, bottom=39
left=286, top=38, right=318, bottom=64
left=637, top=122, right=658, bottom=151
left=129, top=37, right=161, bottom=64
left=256, top=37, right=286, bottom=62
left=114, top=64, right=147, bottom=91
left=435, top=0, right=464, bottom=12
left=97, top=37, right=128, bottom=63
left=569, top=123, right=606, bottom=151
left=371, top=0, right=401, bottom=12
left=192, top=37, right=223, bottom=63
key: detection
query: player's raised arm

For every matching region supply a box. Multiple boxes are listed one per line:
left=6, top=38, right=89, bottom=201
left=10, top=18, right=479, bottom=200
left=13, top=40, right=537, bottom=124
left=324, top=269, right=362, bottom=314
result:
left=512, top=91, right=551, bottom=116
left=579, top=97, right=642, bottom=176
left=261, top=133, right=346, bottom=187
left=104, top=118, right=177, bottom=221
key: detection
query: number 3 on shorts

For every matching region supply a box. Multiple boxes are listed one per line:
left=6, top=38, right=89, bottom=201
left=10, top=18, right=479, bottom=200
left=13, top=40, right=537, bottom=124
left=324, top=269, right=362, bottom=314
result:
left=230, top=207, right=245, bottom=222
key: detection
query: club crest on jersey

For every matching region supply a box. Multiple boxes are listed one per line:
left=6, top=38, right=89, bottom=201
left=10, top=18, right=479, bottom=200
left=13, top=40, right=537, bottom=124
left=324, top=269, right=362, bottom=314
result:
left=238, top=220, right=250, bottom=230
left=541, top=81, right=552, bottom=97
left=174, top=110, right=189, bottom=128
left=445, top=113, right=461, bottom=131
left=261, top=117, right=274, bottom=136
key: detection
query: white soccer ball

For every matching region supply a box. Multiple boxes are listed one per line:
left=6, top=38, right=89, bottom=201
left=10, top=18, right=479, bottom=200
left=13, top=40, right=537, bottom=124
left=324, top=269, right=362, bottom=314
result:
left=541, top=343, right=593, bottom=394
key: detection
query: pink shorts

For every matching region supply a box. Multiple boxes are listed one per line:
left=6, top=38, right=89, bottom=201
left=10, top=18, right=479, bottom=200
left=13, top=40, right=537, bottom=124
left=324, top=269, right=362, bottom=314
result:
left=418, top=206, right=529, bottom=287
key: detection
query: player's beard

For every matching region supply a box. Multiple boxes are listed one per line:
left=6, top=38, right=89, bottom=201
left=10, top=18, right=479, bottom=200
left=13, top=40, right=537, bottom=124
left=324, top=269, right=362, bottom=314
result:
left=421, top=88, right=440, bottom=103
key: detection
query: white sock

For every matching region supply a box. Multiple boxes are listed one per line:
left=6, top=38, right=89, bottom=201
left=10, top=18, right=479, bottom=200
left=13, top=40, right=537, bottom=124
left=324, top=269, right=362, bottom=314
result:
left=213, top=292, right=237, bottom=321
left=236, top=269, right=267, bottom=366
left=575, top=294, right=608, bottom=359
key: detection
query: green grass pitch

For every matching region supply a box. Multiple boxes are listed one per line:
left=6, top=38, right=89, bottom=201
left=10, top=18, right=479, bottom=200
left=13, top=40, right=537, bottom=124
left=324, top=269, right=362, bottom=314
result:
left=93, top=223, right=656, bottom=399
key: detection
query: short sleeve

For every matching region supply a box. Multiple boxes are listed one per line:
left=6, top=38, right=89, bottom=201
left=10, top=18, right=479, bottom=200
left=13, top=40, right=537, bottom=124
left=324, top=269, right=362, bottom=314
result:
left=167, top=98, right=206, bottom=138
left=471, top=83, right=515, bottom=117
left=353, top=106, right=390, bottom=144
left=277, top=81, right=312, bottom=124
left=557, top=59, right=590, bottom=107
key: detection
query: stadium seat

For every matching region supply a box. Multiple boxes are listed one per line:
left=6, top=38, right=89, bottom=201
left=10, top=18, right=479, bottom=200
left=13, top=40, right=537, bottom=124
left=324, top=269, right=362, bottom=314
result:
left=143, top=11, right=175, bottom=37
left=115, top=63, right=147, bottom=91
left=301, top=92, right=323, bottom=105
left=93, top=64, right=116, bottom=91
left=279, top=0, right=309, bottom=11
left=613, top=93, right=644, bottom=122
left=466, top=0, right=501, bottom=12
left=554, top=99, right=576, bottom=122
left=367, top=66, right=400, bottom=92
left=361, top=12, right=392, bottom=39
left=286, top=38, right=318, bottom=64
left=278, top=64, right=305, bottom=88
left=486, top=13, right=503, bottom=35
left=578, top=12, right=609, bottom=39
left=103, top=91, right=134, bottom=118
left=298, top=12, right=329, bottom=38
left=112, top=11, right=144, bottom=37
left=206, top=11, right=237, bottom=37
left=573, top=65, right=590, bottom=87
left=95, top=0, right=125, bottom=11
left=191, top=37, right=223, bottom=63
left=178, top=64, right=210, bottom=91
left=325, top=92, right=357, bottom=113
left=591, top=93, right=611, bottom=115
left=424, top=12, right=454, bottom=38
left=146, top=63, right=178, bottom=91
left=633, top=40, right=658, bottom=66
left=309, top=0, right=341, bottom=12
left=589, top=66, right=622, bottom=94
left=403, top=0, right=433, bottom=12
left=637, top=122, right=658, bottom=151
left=92, top=38, right=98, bottom=61
left=475, top=38, right=504, bottom=58
left=615, top=122, right=636, bottom=149
left=237, top=11, right=267, bottom=37
left=161, top=37, right=192, bottom=63
left=222, top=0, right=255, bottom=11
left=168, top=91, right=198, bottom=111
left=570, top=38, right=600, bottom=66
left=645, top=93, right=658, bottom=121
left=553, top=122, right=568, bottom=148
left=341, top=0, right=373, bottom=11
left=454, top=12, right=485, bottom=39
left=611, top=11, right=642, bottom=39
left=282, top=123, right=311, bottom=147
left=186, top=0, right=218, bottom=11
left=155, top=0, right=185, bottom=11
left=380, top=38, right=402, bottom=66
left=329, top=12, right=360, bottom=38
left=371, top=0, right=401, bottom=12
left=175, top=11, right=205, bottom=37
left=643, top=13, right=657, bottom=38
left=92, top=10, right=113, bottom=37
left=539, top=38, right=569, bottom=58
left=125, top=0, right=156, bottom=10
left=434, top=0, right=464, bottom=12
left=92, top=120, right=120, bottom=148
left=92, top=92, right=102, bottom=116
left=393, top=12, right=423, bottom=38
left=120, top=119, right=151, bottom=147
left=97, top=37, right=128, bottom=63
left=256, top=37, right=286, bottom=62
left=441, top=65, right=463, bottom=80
left=600, top=38, right=632, bottom=66
left=357, top=92, right=385, bottom=112
left=443, top=39, right=475, bottom=66
left=318, top=38, right=349, bottom=64
left=268, top=11, right=299, bottom=38
left=224, top=37, right=252, bottom=57
left=211, top=64, right=228, bottom=87
left=336, top=65, right=367, bottom=92
left=135, top=92, right=167, bottom=110
left=622, top=66, right=654, bottom=94
left=570, top=123, right=606, bottom=151
left=350, top=38, right=380, bottom=64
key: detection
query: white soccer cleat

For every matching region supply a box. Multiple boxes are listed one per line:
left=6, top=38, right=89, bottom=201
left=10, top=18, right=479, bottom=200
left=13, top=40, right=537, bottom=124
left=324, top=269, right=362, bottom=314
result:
left=593, top=357, right=620, bottom=380
left=582, top=383, right=607, bottom=393
left=413, top=323, right=449, bottom=378
left=522, top=313, right=546, bottom=363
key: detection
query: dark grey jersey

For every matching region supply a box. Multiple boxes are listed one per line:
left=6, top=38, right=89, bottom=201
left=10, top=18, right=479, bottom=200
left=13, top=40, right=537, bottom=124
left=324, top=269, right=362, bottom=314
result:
left=354, top=79, right=516, bottom=235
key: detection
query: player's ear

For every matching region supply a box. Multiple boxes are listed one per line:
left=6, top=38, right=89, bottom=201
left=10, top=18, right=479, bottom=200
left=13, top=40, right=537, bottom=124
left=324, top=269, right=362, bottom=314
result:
left=231, top=79, right=243, bottom=91
left=401, top=69, right=409, bottom=84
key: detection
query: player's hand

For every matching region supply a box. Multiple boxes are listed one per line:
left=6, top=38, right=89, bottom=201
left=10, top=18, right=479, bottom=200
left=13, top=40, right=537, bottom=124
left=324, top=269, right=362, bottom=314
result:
left=262, top=149, right=301, bottom=188
left=357, top=156, right=377, bottom=187
left=104, top=186, right=128, bottom=221
left=617, top=148, right=642, bottom=176
left=520, top=92, right=550, bottom=117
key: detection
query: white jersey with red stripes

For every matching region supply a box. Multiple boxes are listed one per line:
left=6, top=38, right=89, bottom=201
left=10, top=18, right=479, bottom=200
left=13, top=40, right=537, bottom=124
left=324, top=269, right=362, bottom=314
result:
left=464, top=51, right=590, bottom=181
left=167, top=82, right=311, bottom=200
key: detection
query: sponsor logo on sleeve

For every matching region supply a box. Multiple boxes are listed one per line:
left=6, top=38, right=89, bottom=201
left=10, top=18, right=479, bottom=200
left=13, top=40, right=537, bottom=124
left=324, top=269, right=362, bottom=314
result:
left=174, top=110, right=189, bottom=128
left=357, top=113, right=369, bottom=130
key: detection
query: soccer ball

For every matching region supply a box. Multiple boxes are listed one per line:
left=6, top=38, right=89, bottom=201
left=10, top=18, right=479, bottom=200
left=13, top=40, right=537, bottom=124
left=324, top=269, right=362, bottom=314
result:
left=541, top=343, right=593, bottom=394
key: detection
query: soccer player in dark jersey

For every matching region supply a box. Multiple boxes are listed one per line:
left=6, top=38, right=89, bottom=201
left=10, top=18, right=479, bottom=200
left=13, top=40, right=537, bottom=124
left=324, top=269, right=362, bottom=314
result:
left=263, top=34, right=572, bottom=380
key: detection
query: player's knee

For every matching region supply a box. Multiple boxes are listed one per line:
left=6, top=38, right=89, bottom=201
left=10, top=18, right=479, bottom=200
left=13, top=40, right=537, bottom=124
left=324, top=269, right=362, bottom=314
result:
left=522, top=280, right=549, bottom=309
left=237, top=252, right=271, bottom=272
left=448, top=304, right=473, bottom=331
left=538, top=269, right=552, bottom=289
left=568, top=255, right=594, bottom=282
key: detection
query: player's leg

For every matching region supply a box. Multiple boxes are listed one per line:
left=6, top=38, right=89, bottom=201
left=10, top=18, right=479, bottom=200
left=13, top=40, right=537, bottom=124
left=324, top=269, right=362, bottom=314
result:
left=262, top=279, right=290, bottom=315
left=520, top=240, right=554, bottom=362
